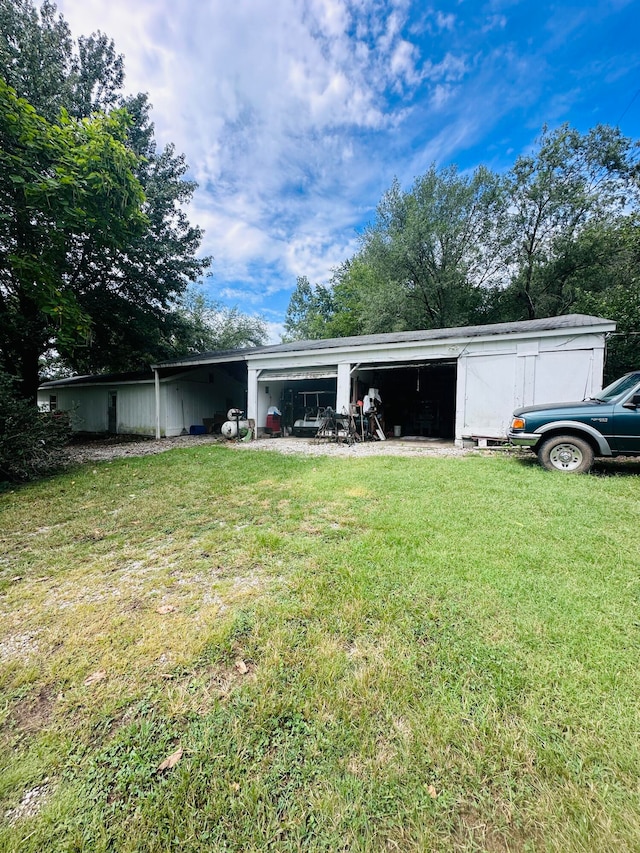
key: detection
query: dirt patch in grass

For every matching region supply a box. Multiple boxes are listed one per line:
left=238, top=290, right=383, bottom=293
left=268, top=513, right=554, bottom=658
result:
left=454, top=807, right=511, bottom=853
left=8, top=686, right=55, bottom=734
left=206, top=658, right=257, bottom=699
left=163, top=658, right=257, bottom=716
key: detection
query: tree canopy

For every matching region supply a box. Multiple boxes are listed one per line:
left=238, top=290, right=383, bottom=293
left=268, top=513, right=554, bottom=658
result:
left=0, top=78, right=146, bottom=399
left=171, top=286, right=267, bottom=355
left=0, top=0, right=265, bottom=401
left=285, top=124, right=640, bottom=370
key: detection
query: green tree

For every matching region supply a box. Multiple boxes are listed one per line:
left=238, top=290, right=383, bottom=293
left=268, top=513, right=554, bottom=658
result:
left=356, top=165, right=508, bottom=331
left=172, top=286, right=267, bottom=353
left=496, top=124, right=638, bottom=320
left=0, top=0, right=123, bottom=122
left=283, top=123, right=640, bottom=343
left=64, top=94, right=210, bottom=375
left=284, top=165, right=507, bottom=340
left=322, top=260, right=366, bottom=338
left=0, top=0, right=211, bottom=394
left=0, top=80, right=146, bottom=400
left=574, top=216, right=640, bottom=380
left=283, top=276, right=333, bottom=341
left=0, top=369, right=71, bottom=482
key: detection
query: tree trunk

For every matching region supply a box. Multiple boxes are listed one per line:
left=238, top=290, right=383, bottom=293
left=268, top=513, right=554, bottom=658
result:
left=19, top=345, right=42, bottom=405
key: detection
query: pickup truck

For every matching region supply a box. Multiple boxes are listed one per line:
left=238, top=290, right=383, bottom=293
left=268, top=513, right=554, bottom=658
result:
left=508, top=371, right=640, bottom=472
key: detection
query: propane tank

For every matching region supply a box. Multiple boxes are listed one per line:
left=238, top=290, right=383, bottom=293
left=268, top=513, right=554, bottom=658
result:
left=221, top=419, right=251, bottom=439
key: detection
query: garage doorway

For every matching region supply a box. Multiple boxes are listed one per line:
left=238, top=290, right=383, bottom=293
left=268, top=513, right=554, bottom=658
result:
left=353, top=360, right=457, bottom=439
left=278, top=378, right=338, bottom=436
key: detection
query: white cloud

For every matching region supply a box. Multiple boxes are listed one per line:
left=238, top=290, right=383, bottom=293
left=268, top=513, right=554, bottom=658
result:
left=482, top=14, right=508, bottom=32
left=264, top=320, right=286, bottom=344
left=285, top=232, right=360, bottom=282
left=308, top=0, right=351, bottom=39
left=424, top=53, right=468, bottom=83
left=50, top=2, right=480, bottom=297
left=391, top=39, right=423, bottom=87
left=430, top=83, right=454, bottom=110
left=53, top=0, right=631, bottom=327
left=435, top=11, right=456, bottom=31
left=56, top=0, right=435, bottom=311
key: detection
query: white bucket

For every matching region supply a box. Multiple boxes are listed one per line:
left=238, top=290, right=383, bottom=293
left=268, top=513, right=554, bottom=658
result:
left=393, top=425, right=401, bottom=437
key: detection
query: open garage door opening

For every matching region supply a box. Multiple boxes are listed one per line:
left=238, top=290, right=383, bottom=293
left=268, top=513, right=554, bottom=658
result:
left=353, top=360, right=457, bottom=439
left=277, top=378, right=338, bottom=436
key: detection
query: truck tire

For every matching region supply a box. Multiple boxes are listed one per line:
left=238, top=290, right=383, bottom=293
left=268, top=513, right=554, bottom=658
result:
left=538, top=435, right=595, bottom=473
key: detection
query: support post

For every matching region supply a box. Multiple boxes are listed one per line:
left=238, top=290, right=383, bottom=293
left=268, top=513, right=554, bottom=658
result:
left=247, top=368, right=259, bottom=435
left=336, top=362, right=351, bottom=414
left=154, top=369, right=161, bottom=439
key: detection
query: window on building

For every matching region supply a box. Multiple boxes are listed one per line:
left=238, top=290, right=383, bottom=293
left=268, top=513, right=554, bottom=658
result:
left=49, top=395, right=58, bottom=412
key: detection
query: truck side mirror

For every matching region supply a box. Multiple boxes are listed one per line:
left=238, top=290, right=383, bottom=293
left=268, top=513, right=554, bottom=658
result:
left=622, top=393, right=640, bottom=410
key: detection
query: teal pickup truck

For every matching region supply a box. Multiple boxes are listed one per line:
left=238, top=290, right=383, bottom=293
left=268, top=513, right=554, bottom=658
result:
left=508, top=371, right=640, bottom=473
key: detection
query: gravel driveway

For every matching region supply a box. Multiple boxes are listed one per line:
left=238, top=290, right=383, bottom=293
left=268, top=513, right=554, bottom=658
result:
left=64, top=433, right=474, bottom=463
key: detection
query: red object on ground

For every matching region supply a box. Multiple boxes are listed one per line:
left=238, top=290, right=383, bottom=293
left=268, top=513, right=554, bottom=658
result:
left=266, top=414, right=281, bottom=435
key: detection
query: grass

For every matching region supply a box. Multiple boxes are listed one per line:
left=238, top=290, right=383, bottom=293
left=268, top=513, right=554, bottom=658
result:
left=0, top=445, right=639, bottom=851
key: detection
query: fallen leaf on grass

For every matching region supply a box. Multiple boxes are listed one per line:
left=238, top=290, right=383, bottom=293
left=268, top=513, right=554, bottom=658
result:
left=157, top=747, right=183, bottom=772
left=235, top=659, right=248, bottom=675
left=427, top=785, right=438, bottom=799
left=83, top=670, right=106, bottom=687
left=156, top=605, right=176, bottom=615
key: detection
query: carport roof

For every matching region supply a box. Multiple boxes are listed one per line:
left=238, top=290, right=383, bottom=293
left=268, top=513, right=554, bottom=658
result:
left=150, top=314, right=614, bottom=370
left=39, top=370, right=155, bottom=389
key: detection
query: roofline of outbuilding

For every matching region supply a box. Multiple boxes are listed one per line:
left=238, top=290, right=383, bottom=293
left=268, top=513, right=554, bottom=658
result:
left=38, top=315, right=616, bottom=390
left=150, top=314, right=616, bottom=370
left=39, top=368, right=181, bottom=390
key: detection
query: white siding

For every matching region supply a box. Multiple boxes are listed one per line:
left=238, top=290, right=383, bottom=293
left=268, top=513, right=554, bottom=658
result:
left=458, top=341, right=602, bottom=441
left=247, top=325, right=609, bottom=444
left=461, top=354, right=517, bottom=439
left=533, top=350, right=594, bottom=404
left=38, top=317, right=613, bottom=443
left=114, top=385, right=156, bottom=435
left=162, top=366, right=246, bottom=437
left=38, top=364, right=247, bottom=437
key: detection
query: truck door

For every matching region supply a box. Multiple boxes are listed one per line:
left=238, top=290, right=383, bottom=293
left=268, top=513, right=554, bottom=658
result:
left=611, top=387, right=640, bottom=453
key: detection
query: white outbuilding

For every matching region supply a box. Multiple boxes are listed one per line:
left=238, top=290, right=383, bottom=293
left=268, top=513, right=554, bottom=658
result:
left=39, top=314, right=615, bottom=446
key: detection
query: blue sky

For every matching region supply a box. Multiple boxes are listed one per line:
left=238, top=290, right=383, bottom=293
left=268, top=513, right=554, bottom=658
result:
left=56, top=0, right=640, bottom=341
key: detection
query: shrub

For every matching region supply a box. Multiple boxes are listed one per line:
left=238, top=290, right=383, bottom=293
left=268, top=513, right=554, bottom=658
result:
left=0, top=373, right=72, bottom=483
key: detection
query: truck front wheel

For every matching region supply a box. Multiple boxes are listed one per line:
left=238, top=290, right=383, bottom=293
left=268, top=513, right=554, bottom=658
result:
left=538, top=435, right=595, bottom=473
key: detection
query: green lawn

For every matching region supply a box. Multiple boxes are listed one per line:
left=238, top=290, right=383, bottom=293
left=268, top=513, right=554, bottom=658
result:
left=1, top=446, right=639, bottom=851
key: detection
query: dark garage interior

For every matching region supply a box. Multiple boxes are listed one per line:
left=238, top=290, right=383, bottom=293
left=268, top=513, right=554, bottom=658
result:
left=278, top=378, right=337, bottom=434
left=274, top=361, right=457, bottom=439
left=354, top=360, right=457, bottom=439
